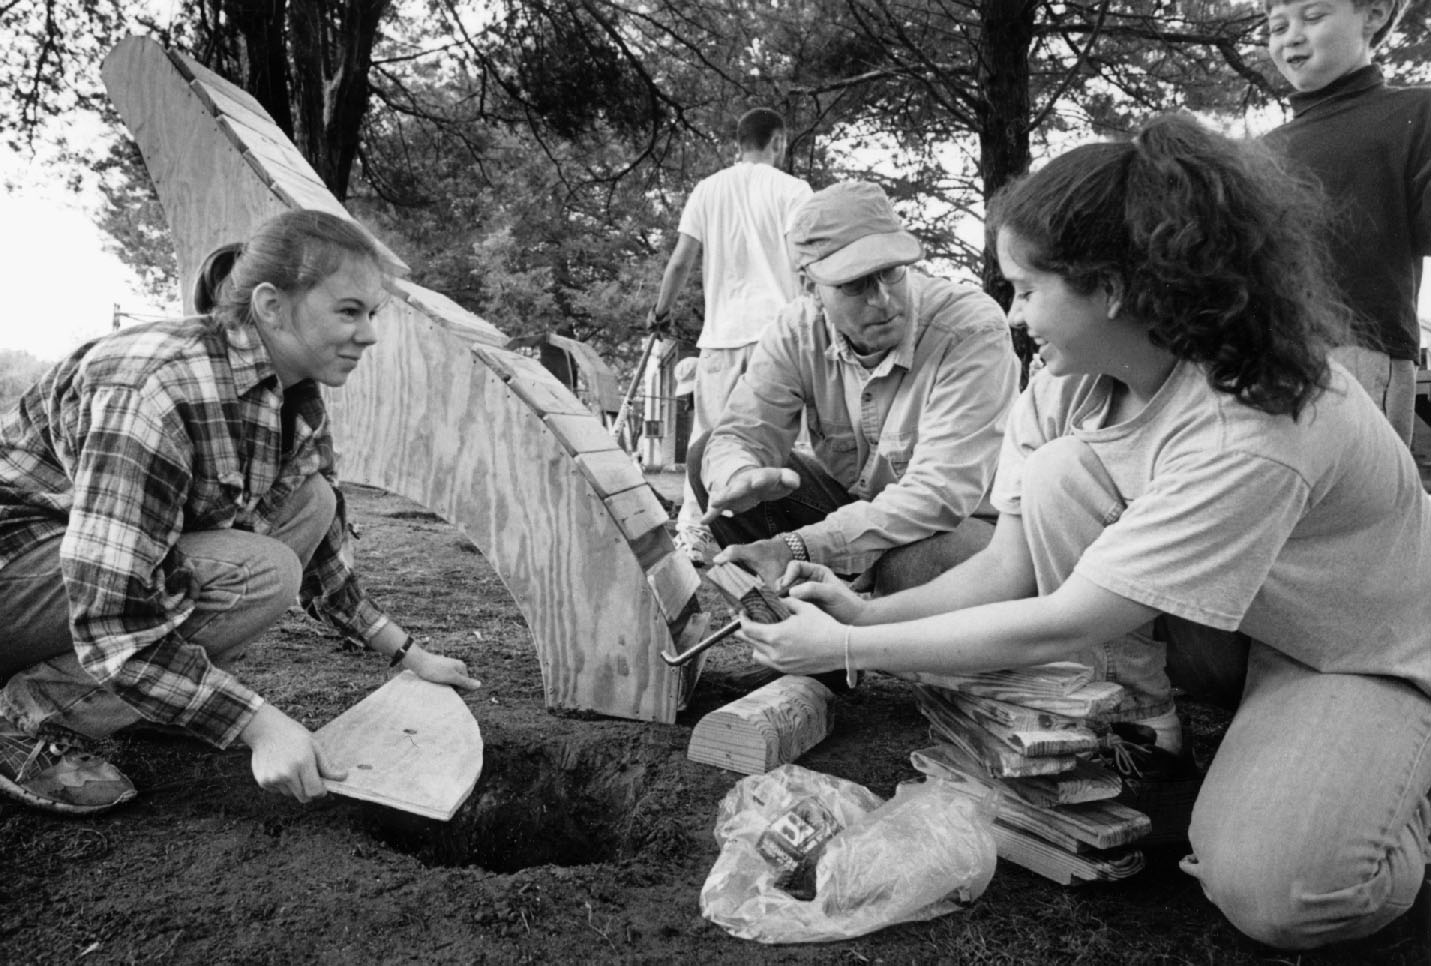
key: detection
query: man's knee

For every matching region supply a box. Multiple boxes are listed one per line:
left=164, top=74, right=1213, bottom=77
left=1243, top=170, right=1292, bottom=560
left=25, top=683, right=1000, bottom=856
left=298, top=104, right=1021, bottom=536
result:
left=870, top=518, right=994, bottom=595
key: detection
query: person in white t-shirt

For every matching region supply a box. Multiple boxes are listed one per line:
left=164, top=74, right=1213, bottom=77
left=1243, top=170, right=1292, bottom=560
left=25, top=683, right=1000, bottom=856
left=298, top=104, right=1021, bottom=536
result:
left=738, top=113, right=1431, bottom=951
left=649, top=108, right=813, bottom=564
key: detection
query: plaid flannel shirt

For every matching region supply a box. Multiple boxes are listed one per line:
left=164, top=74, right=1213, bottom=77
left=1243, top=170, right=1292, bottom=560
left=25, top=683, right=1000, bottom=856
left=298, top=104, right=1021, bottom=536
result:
left=0, top=317, right=385, bottom=747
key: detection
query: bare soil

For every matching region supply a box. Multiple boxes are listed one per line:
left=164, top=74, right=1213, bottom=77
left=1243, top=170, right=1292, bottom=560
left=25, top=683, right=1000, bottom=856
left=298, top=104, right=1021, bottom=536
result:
left=1, top=483, right=1426, bottom=966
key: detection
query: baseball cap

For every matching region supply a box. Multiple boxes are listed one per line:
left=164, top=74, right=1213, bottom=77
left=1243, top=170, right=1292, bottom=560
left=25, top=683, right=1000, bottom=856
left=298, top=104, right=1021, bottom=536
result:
left=786, top=181, right=923, bottom=286
left=674, top=356, right=697, bottom=395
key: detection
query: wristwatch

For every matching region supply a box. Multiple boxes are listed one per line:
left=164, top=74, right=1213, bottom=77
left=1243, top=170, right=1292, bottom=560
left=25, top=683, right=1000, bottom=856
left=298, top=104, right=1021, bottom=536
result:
left=781, top=531, right=809, bottom=562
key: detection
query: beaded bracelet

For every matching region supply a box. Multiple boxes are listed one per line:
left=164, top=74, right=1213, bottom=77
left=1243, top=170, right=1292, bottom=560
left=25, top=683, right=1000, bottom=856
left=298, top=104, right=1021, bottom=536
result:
left=389, top=633, right=414, bottom=668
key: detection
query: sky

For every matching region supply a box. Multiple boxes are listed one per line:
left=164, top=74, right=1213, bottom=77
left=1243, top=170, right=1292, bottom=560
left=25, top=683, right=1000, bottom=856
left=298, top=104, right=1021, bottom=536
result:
left=0, top=142, right=171, bottom=363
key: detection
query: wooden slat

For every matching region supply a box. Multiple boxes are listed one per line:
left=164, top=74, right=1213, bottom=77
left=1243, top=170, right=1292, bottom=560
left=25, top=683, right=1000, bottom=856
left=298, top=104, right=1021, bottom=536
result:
left=573, top=450, right=647, bottom=499
left=469, top=344, right=593, bottom=417
left=315, top=672, right=483, bottom=821
left=645, top=551, right=701, bottom=622
left=543, top=413, right=626, bottom=457
left=398, top=285, right=506, bottom=348
left=602, top=486, right=671, bottom=545
left=992, top=825, right=1145, bottom=886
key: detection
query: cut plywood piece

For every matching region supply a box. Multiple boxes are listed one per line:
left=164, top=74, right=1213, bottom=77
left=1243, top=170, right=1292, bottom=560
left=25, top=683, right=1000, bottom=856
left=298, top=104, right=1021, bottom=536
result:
left=602, top=486, right=670, bottom=545
left=992, top=824, right=1145, bottom=886
left=646, top=551, right=702, bottom=622
left=315, top=671, right=483, bottom=821
left=688, top=675, right=834, bottom=774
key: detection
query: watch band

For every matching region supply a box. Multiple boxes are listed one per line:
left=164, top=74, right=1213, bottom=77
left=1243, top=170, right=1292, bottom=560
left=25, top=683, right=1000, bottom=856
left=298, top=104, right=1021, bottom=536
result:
left=781, top=531, right=809, bottom=562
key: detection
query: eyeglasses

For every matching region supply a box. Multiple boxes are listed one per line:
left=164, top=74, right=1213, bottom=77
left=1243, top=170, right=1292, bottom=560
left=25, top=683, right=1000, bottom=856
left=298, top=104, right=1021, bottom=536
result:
left=835, top=265, right=907, bottom=298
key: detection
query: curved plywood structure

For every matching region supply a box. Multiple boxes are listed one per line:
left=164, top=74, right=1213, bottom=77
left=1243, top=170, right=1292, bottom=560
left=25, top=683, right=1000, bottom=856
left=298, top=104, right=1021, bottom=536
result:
left=101, top=36, right=700, bottom=722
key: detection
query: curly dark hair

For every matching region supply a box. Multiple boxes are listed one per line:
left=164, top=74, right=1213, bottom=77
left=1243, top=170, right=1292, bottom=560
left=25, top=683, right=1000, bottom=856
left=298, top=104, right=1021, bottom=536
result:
left=986, top=112, right=1352, bottom=418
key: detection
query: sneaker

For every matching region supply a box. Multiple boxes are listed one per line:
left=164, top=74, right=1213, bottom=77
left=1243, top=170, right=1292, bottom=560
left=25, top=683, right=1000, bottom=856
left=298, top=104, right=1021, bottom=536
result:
left=674, top=526, right=719, bottom=567
left=1100, top=722, right=1201, bottom=847
left=0, top=720, right=137, bottom=815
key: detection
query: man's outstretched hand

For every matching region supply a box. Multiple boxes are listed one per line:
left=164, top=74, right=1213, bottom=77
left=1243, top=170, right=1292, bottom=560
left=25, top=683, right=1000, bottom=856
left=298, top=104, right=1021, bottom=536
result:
left=701, top=467, right=800, bottom=524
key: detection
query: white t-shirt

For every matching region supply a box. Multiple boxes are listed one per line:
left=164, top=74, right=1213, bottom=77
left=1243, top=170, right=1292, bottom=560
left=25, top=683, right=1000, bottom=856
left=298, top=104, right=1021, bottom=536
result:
left=677, top=162, right=813, bottom=349
left=992, top=360, right=1431, bottom=695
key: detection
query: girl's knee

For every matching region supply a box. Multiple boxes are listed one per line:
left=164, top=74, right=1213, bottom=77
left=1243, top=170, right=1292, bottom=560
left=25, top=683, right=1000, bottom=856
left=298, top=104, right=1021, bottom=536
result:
left=1186, top=821, right=1408, bottom=950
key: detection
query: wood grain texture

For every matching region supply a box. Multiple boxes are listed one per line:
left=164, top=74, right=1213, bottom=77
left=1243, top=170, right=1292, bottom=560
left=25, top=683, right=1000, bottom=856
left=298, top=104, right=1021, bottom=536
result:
left=102, top=35, right=696, bottom=722
left=315, top=671, right=484, bottom=821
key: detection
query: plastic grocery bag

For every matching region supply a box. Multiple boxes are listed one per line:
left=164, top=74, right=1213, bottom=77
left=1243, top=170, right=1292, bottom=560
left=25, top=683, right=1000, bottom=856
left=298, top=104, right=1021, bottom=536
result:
left=699, top=764, right=997, bottom=943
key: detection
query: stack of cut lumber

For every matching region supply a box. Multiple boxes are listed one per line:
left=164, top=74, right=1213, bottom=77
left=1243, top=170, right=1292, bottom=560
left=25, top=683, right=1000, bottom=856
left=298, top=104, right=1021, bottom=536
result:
left=908, top=663, right=1151, bottom=885
left=687, top=675, right=835, bottom=774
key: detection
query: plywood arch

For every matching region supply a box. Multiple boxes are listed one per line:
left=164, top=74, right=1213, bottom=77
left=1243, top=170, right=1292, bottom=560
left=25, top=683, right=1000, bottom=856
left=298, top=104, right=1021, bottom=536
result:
left=101, top=35, right=700, bottom=722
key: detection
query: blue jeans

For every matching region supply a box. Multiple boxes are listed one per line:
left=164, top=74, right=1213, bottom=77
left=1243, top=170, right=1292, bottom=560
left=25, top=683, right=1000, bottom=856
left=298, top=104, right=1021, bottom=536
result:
left=1023, top=436, right=1431, bottom=948
left=0, top=475, right=336, bottom=739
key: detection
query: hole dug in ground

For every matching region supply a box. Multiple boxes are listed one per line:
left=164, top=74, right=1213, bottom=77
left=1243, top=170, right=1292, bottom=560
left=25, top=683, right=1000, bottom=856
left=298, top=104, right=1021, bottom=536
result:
left=367, top=735, right=659, bottom=871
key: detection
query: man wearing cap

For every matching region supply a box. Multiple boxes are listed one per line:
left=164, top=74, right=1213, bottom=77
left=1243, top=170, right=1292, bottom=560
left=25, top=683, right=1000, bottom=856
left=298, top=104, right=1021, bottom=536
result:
left=649, top=108, right=813, bottom=566
left=688, top=180, right=1019, bottom=595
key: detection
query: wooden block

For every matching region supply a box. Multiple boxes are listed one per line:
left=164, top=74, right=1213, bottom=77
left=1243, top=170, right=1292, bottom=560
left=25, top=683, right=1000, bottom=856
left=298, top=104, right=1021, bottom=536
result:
left=543, top=413, right=626, bottom=457
left=602, top=486, right=670, bottom=545
left=992, top=824, right=1146, bottom=885
left=315, top=672, right=484, bottom=821
left=687, top=675, right=834, bottom=774
left=702, top=561, right=791, bottom=623
left=573, top=450, right=647, bottom=499
left=645, top=551, right=701, bottom=622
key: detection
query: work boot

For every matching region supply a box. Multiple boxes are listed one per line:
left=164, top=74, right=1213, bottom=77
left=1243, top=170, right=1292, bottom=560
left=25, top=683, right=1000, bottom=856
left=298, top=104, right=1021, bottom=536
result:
left=0, top=716, right=137, bottom=815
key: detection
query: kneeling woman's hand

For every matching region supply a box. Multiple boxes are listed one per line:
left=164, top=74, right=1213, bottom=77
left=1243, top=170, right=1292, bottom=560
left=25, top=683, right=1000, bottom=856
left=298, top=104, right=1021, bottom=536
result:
left=737, top=596, right=845, bottom=676
left=402, top=646, right=482, bottom=692
left=240, top=702, right=347, bottom=803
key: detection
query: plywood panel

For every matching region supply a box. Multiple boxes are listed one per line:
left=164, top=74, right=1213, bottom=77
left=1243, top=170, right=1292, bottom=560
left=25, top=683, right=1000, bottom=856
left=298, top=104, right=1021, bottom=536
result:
left=315, top=671, right=483, bottom=821
left=325, top=303, right=683, bottom=718
left=102, top=36, right=694, bottom=722
left=103, top=38, right=291, bottom=308
left=395, top=283, right=507, bottom=348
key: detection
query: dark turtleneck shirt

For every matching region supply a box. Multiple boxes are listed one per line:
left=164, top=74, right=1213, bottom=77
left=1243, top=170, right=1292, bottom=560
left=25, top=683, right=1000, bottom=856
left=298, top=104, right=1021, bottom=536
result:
left=1262, top=65, right=1431, bottom=362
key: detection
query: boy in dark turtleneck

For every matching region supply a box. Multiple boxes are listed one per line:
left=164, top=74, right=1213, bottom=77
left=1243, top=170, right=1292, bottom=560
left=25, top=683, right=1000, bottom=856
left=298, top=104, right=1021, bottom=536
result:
left=1262, top=0, right=1430, bottom=445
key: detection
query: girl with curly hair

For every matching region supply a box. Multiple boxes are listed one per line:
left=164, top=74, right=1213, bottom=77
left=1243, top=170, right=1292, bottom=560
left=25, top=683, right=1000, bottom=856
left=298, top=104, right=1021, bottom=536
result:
left=739, top=112, right=1431, bottom=950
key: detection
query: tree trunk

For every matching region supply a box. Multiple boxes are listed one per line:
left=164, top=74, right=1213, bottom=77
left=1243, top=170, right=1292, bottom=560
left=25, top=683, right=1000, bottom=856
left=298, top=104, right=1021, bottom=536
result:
left=221, top=0, right=294, bottom=137
left=974, top=0, right=1036, bottom=302
left=288, top=0, right=389, bottom=201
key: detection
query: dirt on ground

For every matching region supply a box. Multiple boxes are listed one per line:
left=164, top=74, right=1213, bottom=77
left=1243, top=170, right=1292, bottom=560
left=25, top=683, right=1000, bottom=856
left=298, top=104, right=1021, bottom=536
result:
left=1, top=483, right=1426, bottom=966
